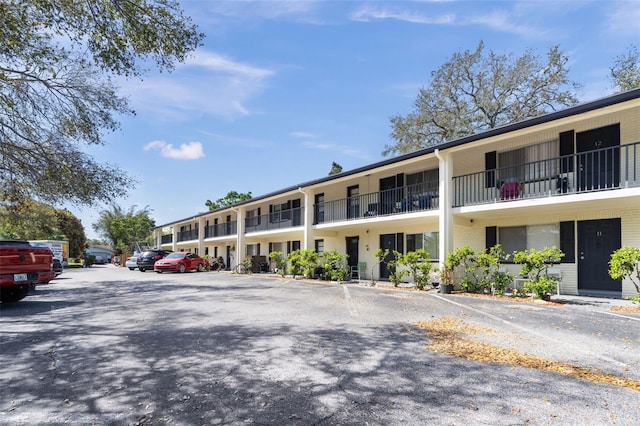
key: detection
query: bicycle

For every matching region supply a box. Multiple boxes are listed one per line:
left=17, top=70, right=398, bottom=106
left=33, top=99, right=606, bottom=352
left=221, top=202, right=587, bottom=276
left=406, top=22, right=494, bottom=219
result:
left=233, top=258, right=253, bottom=274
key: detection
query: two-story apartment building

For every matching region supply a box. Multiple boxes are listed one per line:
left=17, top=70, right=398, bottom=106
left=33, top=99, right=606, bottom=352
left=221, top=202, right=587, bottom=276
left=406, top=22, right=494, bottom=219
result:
left=154, top=88, right=640, bottom=299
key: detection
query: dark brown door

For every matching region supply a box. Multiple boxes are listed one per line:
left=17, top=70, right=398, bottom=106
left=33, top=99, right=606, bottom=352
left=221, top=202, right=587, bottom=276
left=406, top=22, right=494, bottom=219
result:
left=577, top=218, right=621, bottom=294
left=576, top=124, right=620, bottom=190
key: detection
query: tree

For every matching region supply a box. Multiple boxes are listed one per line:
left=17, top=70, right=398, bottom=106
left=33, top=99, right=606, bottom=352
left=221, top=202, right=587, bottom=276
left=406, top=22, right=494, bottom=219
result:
left=93, top=205, right=155, bottom=253
left=0, top=200, right=86, bottom=257
left=0, top=0, right=204, bottom=207
left=329, top=162, right=343, bottom=175
left=609, top=246, right=640, bottom=296
left=55, top=209, right=87, bottom=258
left=610, top=45, right=640, bottom=93
left=93, top=204, right=126, bottom=247
left=206, top=191, right=253, bottom=211
left=385, top=41, right=580, bottom=156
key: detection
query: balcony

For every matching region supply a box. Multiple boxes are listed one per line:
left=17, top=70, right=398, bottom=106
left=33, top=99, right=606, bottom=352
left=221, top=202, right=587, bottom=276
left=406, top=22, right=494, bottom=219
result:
left=316, top=181, right=439, bottom=225
left=245, top=207, right=303, bottom=233
left=177, top=228, right=199, bottom=243
left=204, top=221, right=237, bottom=238
left=453, top=142, right=640, bottom=207
left=161, top=234, right=172, bottom=245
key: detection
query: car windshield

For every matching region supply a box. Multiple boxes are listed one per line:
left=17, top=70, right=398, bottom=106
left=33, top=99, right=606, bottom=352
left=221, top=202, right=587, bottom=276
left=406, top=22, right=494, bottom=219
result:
left=165, top=253, right=185, bottom=259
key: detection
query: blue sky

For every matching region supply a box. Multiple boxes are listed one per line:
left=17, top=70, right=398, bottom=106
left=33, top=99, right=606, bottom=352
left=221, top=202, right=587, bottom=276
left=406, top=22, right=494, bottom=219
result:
left=71, top=0, right=640, bottom=240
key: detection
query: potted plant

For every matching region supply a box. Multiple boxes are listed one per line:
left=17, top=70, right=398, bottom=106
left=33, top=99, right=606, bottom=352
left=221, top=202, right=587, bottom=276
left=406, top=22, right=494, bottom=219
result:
left=429, top=268, right=440, bottom=289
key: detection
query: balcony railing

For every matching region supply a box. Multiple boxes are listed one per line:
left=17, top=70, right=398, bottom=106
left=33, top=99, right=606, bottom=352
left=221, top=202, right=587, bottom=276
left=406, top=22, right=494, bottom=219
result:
left=177, top=228, right=199, bottom=242
left=316, top=181, right=439, bottom=225
left=161, top=234, right=172, bottom=244
left=204, top=221, right=237, bottom=238
left=245, top=207, right=303, bottom=232
left=453, top=142, right=640, bottom=207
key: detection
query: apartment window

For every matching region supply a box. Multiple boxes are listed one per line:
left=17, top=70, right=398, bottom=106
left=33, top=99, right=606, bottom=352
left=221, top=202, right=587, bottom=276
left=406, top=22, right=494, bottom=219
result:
left=499, top=140, right=559, bottom=182
left=406, top=232, right=439, bottom=260
left=271, top=242, right=285, bottom=255
left=246, top=209, right=260, bottom=227
left=246, top=244, right=259, bottom=256
left=315, top=239, right=325, bottom=255
left=406, top=169, right=438, bottom=190
left=498, top=224, right=560, bottom=255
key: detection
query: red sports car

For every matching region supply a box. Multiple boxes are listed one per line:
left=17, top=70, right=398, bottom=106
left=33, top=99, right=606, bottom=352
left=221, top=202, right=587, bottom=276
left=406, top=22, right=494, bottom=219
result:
left=154, top=252, right=205, bottom=273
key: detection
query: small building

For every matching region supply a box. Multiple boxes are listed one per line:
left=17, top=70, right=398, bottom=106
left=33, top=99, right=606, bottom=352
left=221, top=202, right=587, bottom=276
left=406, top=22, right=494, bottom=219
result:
left=85, top=246, right=114, bottom=264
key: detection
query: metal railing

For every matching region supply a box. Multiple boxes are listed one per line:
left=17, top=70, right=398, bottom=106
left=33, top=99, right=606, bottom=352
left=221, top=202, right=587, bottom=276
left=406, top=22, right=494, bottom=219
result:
left=161, top=234, right=172, bottom=244
left=453, top=142, right=639, bottom=207
left=316, top=180, right=439, bottom=224
left=245, top=206, right=304, bottom=232
left=177, top=228, right=199, bottom=242
left=204, top=221, right=237, bottom=238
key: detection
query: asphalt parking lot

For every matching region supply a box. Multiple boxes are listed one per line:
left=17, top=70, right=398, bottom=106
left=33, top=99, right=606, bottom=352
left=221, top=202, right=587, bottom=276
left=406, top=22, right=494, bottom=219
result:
left=1, top=266, right=639, bottom=425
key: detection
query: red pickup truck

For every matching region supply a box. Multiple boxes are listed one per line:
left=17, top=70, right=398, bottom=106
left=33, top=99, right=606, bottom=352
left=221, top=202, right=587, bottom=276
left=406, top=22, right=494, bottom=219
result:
left=0, top=240, right=55, bottom=303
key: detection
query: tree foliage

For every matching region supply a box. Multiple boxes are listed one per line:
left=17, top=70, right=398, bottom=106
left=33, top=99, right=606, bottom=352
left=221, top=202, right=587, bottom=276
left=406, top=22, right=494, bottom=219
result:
left=385, top=41, right=580, bottom=156
left=93, top=204, right=155, bottom=253
left=610, top=45, right=640, bottom=93
left=0, top=0, right=204, bottom=207
left=609, top=246, right=640, bottom=295
left=0, top=200, right=86, bottom=257
left=206, top=191, right=253, bottom=211
left=328, top=162, right=343, bottom=175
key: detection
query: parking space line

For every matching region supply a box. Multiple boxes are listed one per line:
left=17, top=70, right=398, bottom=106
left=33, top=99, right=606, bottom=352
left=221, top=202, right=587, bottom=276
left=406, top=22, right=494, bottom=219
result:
left=342, top=285, right=358, bottom=317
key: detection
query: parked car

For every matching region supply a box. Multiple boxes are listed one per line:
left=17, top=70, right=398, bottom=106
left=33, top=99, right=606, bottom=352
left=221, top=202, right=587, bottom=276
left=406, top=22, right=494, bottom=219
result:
left=154, top=252, right=205, bottom=273
left=53, top=258, right=63, bottom=277
left=137, top=249, right=172, bottom=272
left=125, top=256, right=138, bottom=271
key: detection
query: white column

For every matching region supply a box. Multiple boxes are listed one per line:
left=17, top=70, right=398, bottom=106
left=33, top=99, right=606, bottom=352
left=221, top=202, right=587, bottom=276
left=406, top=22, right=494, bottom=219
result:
left=436, top=149, right=454, bottom=266
left=234, top=206, right=245, bottom=266
left=171, top=227, right=177, bottom=252
left=298, top=187, right=314, bottom=249
left=198, top=217, right=205, bottom=255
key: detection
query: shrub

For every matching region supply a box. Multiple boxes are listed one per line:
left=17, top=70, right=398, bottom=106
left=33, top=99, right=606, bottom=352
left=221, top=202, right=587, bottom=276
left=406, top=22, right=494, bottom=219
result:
left=269, top=251, right=287, bottom=277
left=608, top=246, right=640, bottom=301
left=373, top=248, right=408, bottom=287
left=285, top=249, right=318, bottom=279
left=404, top=249, right=432, bottom=290
left=320, top=249, right=349, bottom=282
left=513, top=246, right=564, bottom=299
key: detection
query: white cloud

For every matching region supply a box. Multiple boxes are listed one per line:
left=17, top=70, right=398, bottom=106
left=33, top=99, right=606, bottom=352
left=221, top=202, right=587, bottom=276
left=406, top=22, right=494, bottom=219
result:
left=291, top=131, right=319, bottom=138
left=184, top=51, right=275, bottom=79
left=351, top=6, right=454, bottom=24
left=143, top=140, right=205, bottom=160
left=119, top=49, right=275, bottom=121
left=466, top=10, right=545, bottom=38
left=605, top=1, right=640, bottom=37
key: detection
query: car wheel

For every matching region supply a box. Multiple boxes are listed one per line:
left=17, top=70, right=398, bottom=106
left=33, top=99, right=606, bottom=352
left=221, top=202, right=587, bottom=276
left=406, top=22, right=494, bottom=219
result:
left=139, top=267, right=146, bottom=272
left=0, top=285, right=29, bottom=303
left=156, top=271, right=162, bottom=274
left=197, top=263, right=204, bottom=272
left=129, top=268, right=135, bottom=271
left=179, top=263, right=186, bottom=273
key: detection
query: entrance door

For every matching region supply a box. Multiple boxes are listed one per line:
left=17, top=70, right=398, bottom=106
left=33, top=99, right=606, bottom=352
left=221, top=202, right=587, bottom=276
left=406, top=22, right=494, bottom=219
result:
left=346, top=236, right=359, bottom=275
left=577, top=218, right=621, bottom=294
left=576, top=124, right=620, bottom=191
left=379, top=234, right=398, bottom=280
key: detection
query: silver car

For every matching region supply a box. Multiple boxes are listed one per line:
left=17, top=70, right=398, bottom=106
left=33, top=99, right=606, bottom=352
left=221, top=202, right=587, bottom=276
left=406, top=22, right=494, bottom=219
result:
left=125, top=256, right=138, bottom=271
